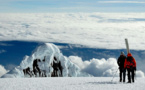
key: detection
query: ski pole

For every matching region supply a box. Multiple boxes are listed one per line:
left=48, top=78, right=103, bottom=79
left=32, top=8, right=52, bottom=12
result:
left=134, top=70, right=137, bottom=80
left=111, top=68, right=119, bottom=82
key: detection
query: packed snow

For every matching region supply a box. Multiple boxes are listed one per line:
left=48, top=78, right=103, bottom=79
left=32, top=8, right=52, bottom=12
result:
left=0, top=77, right=145, bottom=90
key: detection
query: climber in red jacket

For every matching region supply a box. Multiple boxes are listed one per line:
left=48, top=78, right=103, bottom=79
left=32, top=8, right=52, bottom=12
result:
left=124, top=53, right=136, bottom=83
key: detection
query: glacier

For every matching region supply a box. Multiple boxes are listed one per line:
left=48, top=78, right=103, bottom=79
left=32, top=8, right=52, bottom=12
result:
left=1, top=43, right=91, bottom=78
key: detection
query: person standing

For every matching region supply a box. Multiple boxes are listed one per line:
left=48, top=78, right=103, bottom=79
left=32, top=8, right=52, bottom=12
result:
left=33, top=59, right=41, bottom=77
left=117, top=51, right=126, bottom=82
left=124, top=53, right=136, bottom=83
left=52, top=57, right=59, bottom=77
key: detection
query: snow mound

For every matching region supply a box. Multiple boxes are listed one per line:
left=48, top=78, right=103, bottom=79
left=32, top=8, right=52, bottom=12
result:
left=0, top=65, right=8, bottom=77
left=2, top=43, right=92, bottom=78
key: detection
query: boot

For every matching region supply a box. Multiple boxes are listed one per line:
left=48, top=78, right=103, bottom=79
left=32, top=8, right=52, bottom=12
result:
left=127, top=81, right=131, bottom=83
left=120, top=79, right=122, bottom=82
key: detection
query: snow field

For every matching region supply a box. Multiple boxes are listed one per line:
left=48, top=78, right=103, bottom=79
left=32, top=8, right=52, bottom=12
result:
left=0, top=77, right=144, bottom=90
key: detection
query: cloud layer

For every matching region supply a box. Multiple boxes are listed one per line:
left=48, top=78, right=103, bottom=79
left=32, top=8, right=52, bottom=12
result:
left=0, top=65, right=7, bottom=77
left=0, top=13, right=145, bottom=50
left=69, top=56, right=145, bottom=77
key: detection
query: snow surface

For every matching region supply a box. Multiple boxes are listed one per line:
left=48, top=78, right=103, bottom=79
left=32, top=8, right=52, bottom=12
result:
left=0, top=77, right=144, bottom=90
left=1, top=43, right=91, bottom=78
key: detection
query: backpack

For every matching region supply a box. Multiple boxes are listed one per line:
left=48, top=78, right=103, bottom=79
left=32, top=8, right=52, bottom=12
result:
left=126, top=56, right=134, bottom=68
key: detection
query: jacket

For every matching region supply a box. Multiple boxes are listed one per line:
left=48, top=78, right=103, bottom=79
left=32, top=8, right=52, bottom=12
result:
left=124, top=53, right=136, bottom=69
left=117, top=55, right=126, bottom=68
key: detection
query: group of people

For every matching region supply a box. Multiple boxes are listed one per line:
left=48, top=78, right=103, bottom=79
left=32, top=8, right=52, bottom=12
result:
left=23, top=51, right=137, bottom=83
left=23, top=56, right=63, bottom=77
left=117, top=52, right=137, bottom=83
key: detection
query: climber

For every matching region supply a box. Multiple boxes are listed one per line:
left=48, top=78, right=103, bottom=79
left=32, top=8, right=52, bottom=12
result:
left=117, top=51, right=126, bottom=82
left=33, top=59, right=41, bottom=77
left=124, top=53, right=137, bottom=83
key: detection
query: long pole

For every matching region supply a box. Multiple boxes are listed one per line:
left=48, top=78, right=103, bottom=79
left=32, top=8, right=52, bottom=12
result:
left=125, top=38, right=130, bottom=54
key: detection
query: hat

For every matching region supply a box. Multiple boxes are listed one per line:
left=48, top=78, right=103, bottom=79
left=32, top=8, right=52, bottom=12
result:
left=127, top=53, right=132, bottom=57
left=121, top=51, right=124, bottom=55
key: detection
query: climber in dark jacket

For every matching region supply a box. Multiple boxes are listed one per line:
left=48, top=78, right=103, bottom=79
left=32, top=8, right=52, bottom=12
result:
left=51, top=57, right=63, bottom=77
left=51, top=57, right=59, bottom=77
left=23, top=67, right=33, bottom=77
left=33, top=59, right=41, bottom=77
left=117, top=51, right=126, bottom=82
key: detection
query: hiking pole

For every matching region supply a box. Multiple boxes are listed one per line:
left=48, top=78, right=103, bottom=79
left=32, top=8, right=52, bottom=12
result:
left=111, top=68, right=119, bottom=82
left=134, top=70, right=137, bottom=80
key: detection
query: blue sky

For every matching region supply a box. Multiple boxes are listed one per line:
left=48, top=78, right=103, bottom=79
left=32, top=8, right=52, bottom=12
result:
left=0, top=0, right=145, bottom=12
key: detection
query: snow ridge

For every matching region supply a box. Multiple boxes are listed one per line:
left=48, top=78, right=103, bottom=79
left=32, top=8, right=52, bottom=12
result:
left=1, top=43, right=91, bottom=78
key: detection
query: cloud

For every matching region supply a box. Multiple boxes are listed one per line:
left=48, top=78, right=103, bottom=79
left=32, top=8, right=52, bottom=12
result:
left=136, top=70, right=145, bottom=77
left=69, top=56, right=145, bottom=77
left=0, top=13, right=145, bottom=50
left=98, top=1, right=145, bottom=4
left=0, top=65, right=8, bottom=77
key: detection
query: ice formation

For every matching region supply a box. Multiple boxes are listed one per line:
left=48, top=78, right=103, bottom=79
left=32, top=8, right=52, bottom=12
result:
left=2, top=43, right=91, bottom=78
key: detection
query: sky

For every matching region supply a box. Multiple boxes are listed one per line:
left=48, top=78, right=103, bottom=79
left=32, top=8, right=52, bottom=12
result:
left=0, top=0, right=145, bottom=12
